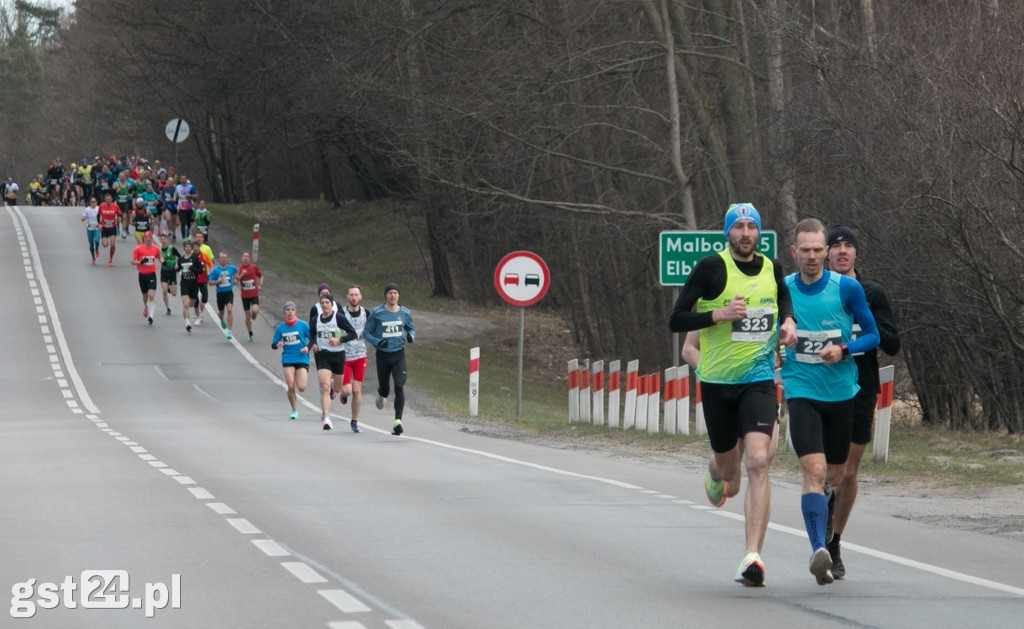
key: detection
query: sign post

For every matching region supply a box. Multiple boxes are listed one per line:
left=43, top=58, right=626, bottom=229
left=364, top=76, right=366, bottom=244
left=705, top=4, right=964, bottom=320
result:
left=494, top=251, right=550, bottom=416
left=164, top=118, right=190, bottom=173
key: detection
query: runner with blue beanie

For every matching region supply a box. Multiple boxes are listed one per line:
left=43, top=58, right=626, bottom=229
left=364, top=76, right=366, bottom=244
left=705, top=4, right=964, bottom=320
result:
left=669, top=202, right=797, bottom=586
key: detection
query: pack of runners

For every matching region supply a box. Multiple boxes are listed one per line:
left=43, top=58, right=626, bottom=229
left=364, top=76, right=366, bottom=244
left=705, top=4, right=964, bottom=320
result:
left=73, top=156, right=416, bottom=435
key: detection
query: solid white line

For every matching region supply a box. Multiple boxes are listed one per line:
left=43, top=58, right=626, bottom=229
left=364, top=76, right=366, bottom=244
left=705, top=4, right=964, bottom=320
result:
left=705, top=511, right=1024, bottom=596
left=282, top=561, right=327, bottom=584
left=318, top=589, right=371, bottom=613
left=10, top=206, right=98, bottom=413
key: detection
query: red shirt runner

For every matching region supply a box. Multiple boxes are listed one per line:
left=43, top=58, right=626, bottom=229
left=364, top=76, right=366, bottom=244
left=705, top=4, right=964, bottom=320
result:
left=97, top=202, right=121, bottom=229
left=237, top=264, right=263, bottom=299
left=132, top=244, right=161, bottom=274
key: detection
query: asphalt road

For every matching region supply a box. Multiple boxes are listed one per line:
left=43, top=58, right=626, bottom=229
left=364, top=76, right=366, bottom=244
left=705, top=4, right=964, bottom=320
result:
left=2, top=205, right=1023, bottom=628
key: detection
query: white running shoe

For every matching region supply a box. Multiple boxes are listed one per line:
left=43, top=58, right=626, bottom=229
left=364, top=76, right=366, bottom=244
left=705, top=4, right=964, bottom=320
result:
left=810, top=547, right=834, bottom=586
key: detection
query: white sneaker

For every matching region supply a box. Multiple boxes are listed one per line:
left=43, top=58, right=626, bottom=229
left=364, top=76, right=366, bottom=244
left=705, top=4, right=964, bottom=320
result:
left=810, top=547, right=834, bottom=586
left=322, top=415, right=333, bottom=431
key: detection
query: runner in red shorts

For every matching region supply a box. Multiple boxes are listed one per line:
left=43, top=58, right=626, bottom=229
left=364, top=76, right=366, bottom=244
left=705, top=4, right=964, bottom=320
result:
left=340, top=285, right=369, bottom=432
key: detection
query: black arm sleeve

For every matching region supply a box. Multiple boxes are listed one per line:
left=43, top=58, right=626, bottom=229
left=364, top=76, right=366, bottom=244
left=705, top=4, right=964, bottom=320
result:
left=336, top=315, right=358, bottom=344
left=668, top=256, right=726, bottom=333
left=864, top=281, right=900, bottom=355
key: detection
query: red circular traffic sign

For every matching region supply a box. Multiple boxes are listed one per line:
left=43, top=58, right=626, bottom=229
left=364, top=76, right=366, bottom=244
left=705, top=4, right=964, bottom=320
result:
left=494, top=251, right=550, bottom=307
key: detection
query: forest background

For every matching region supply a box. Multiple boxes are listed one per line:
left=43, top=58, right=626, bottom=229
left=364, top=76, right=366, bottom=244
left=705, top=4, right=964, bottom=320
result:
left=2, top=0, right=1023, bottom=434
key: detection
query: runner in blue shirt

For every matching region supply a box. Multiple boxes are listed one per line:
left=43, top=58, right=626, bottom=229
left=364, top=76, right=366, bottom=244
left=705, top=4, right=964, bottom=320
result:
left=363, top=283, right=416, bottom=435
left=207, top=251, right=238, bottom=340
left=780, top=218, right=878, bottom=586
left=271, top=301, right=311, bottom=420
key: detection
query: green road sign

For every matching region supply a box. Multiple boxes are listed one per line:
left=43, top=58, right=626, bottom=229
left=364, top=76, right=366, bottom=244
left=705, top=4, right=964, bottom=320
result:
left=659, top=230, right=777, bottom=286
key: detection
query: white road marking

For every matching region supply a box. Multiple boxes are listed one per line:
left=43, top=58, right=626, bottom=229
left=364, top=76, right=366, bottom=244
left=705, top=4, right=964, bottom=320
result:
left=281, top=561, right=327, bottom=584
left=226, top=518, right=260, bottom=534
left=318, top=589, right=371, bottom=613
left=189, top=488, right=215, bottom=500
left=252, top=539, right=290, bottom=557
left=206, top=503, right=236, bottom=515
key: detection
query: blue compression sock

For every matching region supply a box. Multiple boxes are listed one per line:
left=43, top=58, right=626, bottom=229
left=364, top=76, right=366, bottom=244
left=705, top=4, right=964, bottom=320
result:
left=801, top=492, right=829, bottom=551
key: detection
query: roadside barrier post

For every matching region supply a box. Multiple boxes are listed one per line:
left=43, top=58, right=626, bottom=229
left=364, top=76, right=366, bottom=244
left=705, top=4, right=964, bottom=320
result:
left=607, top=360, right=621, bottom=428
left=469, top=347, right=480, bottom=417
left=635, top=374, right=649, bottom=431
left=664, top=367, right=677, bottom=435
left=579, top=359, right=591, bottom=424
left=695, top=379, right=707, bottom=436
left=623, top=360, right=638, bottom=430
left=567, top=359, right=579, bottom=422
left=873, top=365, right=895, bottom=463
left=591, top=360, right=604, bottom=426
left=777, top=368, right=793, bottom=452
left=677, top=365, right=690, bottom=435
left=646, top=373, right=660, bottom=434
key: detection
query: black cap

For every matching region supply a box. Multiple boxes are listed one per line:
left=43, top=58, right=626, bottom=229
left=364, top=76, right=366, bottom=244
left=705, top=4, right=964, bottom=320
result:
left=827, top=225, right=859, bottom=250
left=384, top=283, right=399, bottom=295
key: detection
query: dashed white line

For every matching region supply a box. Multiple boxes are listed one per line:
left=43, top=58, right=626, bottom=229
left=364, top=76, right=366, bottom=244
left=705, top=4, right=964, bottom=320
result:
left=318, top=589, right=372, bottom=614
left=252, top=539, right=290, bottom=557
left=227, top=518, right=260, bottom=534
left=281, top=561, right=327, bottom=584
left=206, top=502, right=236, bottom=515
left=188, top=488, right=215, bottom=500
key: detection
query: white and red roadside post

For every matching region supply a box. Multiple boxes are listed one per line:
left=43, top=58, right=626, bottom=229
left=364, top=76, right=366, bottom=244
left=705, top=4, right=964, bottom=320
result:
left=695, top=379, right=707, bottom=435
left=607, top=360, right=621, bottom=428
left=646, top=373, right=660, bottom=433
left=591, top=360, right=604, bottom=426
left=777, top=368, right=793, bottom=452
left=635, top=373, right=649, bottom=431
left=676, top=365, right=690, bottom=435
left=663, top=367, right=678, bottom=434
left=252, top=223, right=260, bottom=264
left=469, top=347, right=480, bottom=417
left=623, top=360, right=639, bottom=430
left=578, top=359, right=591, bottom=423
left=567, top=359, right=579, bottom=422
left=873, top=365, right=895, bottom=463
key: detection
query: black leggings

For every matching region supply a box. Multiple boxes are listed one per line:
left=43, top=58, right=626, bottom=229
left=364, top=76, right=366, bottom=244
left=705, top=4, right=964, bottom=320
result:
left=375, top=349, right=407, bottom=419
